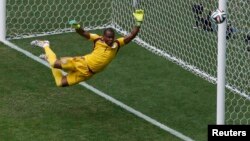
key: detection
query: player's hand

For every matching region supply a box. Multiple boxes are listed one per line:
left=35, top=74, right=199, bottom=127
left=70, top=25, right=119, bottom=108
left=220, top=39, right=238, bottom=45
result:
left=69, top=20, right=81, bottom=29
left=133, top=9, right=144, bottom=27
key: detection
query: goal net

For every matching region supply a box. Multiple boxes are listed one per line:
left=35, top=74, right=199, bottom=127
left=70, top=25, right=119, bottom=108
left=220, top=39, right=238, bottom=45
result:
left=5, top=0, right=250, bottom=124
left=112, top=0, right=250, bottom=124
left=6, top=0, right=112, bottom=39
left=225, top=0, right=250, bottom=124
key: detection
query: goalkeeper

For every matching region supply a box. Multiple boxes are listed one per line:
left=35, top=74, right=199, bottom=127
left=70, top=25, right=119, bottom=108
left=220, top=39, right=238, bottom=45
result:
left=31, top=9, right=144, bottom=87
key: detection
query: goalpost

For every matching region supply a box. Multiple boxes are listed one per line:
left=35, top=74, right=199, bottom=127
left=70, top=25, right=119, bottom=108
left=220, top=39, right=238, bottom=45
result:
left=0, top=0, right=249, bottom=125
left=0, top=0, right=6, bottom=41
left=216, top=0, right=227, bottom=125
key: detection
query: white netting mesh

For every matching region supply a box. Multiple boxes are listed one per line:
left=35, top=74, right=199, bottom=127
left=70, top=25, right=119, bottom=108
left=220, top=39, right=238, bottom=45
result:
left=112, top=0, right=250, bottom=124
left=225, top=1, right=250, bottom=124
left=6, top=0, right=112, bottom=39
left=112, top=0, right=219, bottom=83
left=6, top=0, right=250, bottom=124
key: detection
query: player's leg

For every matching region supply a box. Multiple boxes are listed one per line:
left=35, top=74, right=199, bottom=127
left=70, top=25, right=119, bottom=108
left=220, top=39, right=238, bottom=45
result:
left=31, top=40, right=60, bottom=67
left=63, top=57, right=94, bottom=86
left=30, top=40, right=91, bottom=87
left=31, top=40, right=68, bottom=87
left=59, top=57, right=77, bottom=71
left=54, top=62, right=92, bottom=87
left=51, top=57, right=78, bottom=86
left=65, top=71, right=92, bottom=86
left=37, top=55, right=70, bottom=87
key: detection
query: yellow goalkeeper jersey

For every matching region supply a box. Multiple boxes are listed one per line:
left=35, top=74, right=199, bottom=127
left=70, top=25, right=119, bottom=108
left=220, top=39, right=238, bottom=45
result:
left=84, top=33, right=125, bottom=73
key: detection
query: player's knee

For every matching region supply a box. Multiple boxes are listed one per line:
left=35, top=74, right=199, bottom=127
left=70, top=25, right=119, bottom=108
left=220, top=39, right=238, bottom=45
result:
left=51, top=60, right=62, bottom=69
left=55, top=81, right=69, bottom=87
left=55, top=76, right=69, bottom=87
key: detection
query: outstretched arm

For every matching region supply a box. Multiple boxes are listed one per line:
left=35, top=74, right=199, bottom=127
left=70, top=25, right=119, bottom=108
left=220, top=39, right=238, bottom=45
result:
left=124, top=26, right=140, bottom=44
left=75, top=27, right=90, bottom=39
left=69, top=20, right=90, bottom=39
left=124, top=9, right=144, bottom=44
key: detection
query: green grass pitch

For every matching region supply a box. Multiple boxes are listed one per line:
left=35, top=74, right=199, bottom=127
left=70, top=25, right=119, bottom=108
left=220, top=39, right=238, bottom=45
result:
left=1, top=30, right=216, bottom=141
left=5, top=0, right=250, bottom=140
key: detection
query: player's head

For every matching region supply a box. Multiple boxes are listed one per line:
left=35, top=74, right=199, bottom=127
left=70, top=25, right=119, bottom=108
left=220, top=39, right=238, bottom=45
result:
left=103, top=28, right=115, bottom=46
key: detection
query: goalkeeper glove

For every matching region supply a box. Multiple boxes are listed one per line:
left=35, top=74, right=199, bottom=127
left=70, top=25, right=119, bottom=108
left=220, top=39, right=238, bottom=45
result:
left=133, top=9, right=144, bottom=27
left=69, top=20, right=81, bottom=29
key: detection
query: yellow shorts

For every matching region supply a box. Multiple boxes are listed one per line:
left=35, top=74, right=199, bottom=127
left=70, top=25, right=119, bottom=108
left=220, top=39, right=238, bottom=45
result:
left=60, top=56, right=93, bottom=85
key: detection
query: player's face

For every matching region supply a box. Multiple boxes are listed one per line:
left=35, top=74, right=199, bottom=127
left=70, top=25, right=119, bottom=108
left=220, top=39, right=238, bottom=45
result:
left=103, top=31, right=115, bottom=46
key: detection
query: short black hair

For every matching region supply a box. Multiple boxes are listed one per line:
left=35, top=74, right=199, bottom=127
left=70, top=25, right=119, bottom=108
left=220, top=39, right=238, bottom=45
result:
left=103, top=28, right=115, bottom=35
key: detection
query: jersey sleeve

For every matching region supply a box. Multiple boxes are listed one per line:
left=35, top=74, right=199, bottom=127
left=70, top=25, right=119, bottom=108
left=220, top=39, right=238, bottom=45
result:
left=116, top=37, right=125, bottom=47
left=89, top=33, right=101, bottom=41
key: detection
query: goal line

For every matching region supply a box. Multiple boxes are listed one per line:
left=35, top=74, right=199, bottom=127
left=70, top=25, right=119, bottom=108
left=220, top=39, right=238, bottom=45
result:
left=2, top=40, right=195, bottom=141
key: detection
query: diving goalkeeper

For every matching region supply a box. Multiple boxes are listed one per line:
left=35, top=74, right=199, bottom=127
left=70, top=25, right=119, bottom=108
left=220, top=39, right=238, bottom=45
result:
left=31, top=9, right=144, bottom=87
